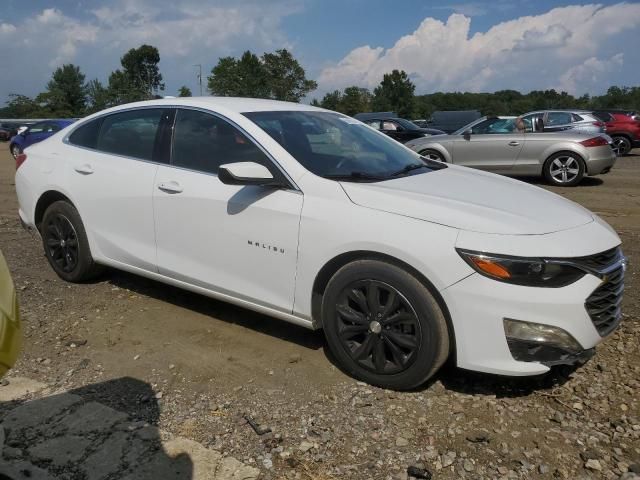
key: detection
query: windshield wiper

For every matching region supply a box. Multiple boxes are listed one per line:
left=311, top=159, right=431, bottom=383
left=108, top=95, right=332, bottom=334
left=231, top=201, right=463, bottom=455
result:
left=323, top=171, right=388, bottom=182
left=388, top=163, right=429, bottom=178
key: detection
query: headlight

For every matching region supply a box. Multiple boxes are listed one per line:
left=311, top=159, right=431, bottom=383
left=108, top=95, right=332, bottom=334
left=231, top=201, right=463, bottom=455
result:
left=456, top=249, right=585, bottom=288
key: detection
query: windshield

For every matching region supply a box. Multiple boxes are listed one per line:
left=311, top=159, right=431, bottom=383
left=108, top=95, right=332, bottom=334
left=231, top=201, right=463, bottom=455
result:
left=243, top=111, right=445, bottom=182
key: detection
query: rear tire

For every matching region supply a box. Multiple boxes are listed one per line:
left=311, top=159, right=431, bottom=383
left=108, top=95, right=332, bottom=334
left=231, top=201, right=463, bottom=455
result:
left=419, top=149, right=445, bottom=162
left=41, top=201, right=102, bottom=282
left=543, top=152, right=585, bottom=187
left=322, top=260, right=450, bottom=390
left=611, top=136, right=632, bottom=156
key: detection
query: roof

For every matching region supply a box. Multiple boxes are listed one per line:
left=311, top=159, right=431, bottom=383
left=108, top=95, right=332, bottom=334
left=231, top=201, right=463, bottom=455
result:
left=102, top=97, right=324, bottom=114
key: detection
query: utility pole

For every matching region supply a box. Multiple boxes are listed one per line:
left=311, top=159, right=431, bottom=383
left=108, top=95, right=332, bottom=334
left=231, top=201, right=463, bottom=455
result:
left=194, top=64, right=203, bottom=96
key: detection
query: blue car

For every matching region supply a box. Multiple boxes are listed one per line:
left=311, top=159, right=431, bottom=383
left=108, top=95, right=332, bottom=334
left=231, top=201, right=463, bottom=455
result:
left=10, top=119, right=75, bottom=159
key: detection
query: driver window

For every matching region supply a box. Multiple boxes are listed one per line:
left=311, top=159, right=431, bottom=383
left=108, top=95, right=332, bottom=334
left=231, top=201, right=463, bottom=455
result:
left=172, top=109, right=271, bottom=175
left=382, top=121, right=397, bottom=131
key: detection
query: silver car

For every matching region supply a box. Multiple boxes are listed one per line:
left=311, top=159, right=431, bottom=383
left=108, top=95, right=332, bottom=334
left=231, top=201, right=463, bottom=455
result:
left=405, top=116, right=617, bottom=187
left=521, top=110, right=605, bottom=135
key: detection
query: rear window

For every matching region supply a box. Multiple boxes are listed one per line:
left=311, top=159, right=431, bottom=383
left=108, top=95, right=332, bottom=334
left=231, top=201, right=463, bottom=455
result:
left=69, top=119, right=103, bottom=149
left=96, top=109, right=164, bottom=161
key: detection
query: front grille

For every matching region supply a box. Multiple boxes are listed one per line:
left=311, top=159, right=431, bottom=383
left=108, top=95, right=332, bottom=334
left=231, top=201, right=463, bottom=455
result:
left=585, top=265, right=624, bottom=337
left=569, top=246, right=622, bottom=272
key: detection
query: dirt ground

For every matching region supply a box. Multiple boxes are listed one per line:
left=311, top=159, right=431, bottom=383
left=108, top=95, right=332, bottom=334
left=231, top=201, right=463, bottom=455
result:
left=0, top=143, right=638, bottom=479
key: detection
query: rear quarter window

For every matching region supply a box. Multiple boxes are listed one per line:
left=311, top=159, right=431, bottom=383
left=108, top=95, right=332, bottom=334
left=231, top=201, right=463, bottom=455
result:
left=68, top=119, right=103, bottom=149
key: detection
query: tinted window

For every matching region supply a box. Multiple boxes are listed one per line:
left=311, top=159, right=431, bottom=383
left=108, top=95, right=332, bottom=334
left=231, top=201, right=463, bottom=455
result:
left=97, top=109, right=163, bottom=161
left=546, top=112, right=572, bottom=125
left=69, top=119, right=103, bottom=149
left=366, top=120, right=381, bottom=129
left=171, top=109, right=271, bottom=175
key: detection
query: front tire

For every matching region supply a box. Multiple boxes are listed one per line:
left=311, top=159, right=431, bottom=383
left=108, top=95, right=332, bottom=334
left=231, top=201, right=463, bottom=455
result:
left=419, top=149, right=445, bottom=162
left=611, top=136, right=631, bottom=156
left=322, top=260, right=450, bottom=390
left=41, top=201, right=101, bottom=282
left=543, top=152, right=585, bottom=187
left=10, top=144, right=21, bottom=159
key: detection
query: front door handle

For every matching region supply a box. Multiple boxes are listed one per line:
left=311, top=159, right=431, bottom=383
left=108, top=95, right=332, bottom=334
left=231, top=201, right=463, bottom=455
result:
left=74, top=164, right=94, bottom=175
left=508, top=141, right=520, bottom=146
left=158, top=181, right=183, bottom=194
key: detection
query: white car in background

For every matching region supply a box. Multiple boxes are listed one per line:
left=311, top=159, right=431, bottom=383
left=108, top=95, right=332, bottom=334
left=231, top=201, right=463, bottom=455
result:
left=15, top=98, right=625, bottom=389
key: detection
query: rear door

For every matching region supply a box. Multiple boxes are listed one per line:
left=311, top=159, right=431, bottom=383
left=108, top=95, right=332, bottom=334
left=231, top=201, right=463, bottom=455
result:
left=450, top=118, right=524, bottom=171
left=65, top=108, right=171, bottom=272
left=153, top=108, right=303, bottom=313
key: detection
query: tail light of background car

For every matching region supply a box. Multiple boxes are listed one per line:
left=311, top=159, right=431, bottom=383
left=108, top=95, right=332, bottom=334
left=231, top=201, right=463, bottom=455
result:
left=580, top=137, right=609, bottom=147
left=15, top=153, right=27, bottom=170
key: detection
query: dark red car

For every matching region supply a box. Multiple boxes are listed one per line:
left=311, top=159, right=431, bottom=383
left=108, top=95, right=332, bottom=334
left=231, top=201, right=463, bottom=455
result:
left=593, top=111, right=640, bottom=156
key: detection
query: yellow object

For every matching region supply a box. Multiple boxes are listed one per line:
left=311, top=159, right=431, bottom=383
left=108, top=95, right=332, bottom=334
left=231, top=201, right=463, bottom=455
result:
left=0, top=250, right=21, bottom=377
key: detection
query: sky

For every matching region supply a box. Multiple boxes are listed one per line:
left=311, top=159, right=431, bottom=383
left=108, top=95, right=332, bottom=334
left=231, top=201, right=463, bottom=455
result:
left=0, top=0, right=639, bottom=105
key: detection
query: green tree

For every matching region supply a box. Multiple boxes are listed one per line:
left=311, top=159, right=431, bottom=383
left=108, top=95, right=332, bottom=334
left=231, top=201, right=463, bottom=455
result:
left=0, top=94, right=47, bottom=118
left=106, top=44, right=164, bottom=104
left=340, top=86, right=372, bottom=115
left=178, top=86, right=192, bottom=97
left=262, top=49, right=317, bottom=102
left=39, top=64, right=87, bottom=117
left=85, top=79, right=110, bottom=113
left=207, top=51, right=270, bottom=98
left=372, top=70, right=415, bottom=117
left=318, top=90, right=342, bottom=111
left=208, top=49, right=316, bottom=101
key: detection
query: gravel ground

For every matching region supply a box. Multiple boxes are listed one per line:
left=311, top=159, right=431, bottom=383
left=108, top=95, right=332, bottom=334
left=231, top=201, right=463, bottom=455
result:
left=0, top=144, right=639, bottom=479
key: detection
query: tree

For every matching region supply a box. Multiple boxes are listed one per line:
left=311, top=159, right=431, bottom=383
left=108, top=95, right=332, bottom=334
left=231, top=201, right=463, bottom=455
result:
left=340, top=86, right=372, bottom=116
left=0, top=94, right=47, bottom=118
left=208, top=49, right=316, bottom=101
left=178, top=86, right=192, bottom=97
left=39, top=64, right=87, bottom=117
left=86, top=79, right=110, bottom=113
left=262, top=49, right=317, bottom=102
left=208, top=51, right=270, bottom=98
left=372, top=70, right=415, bottom=118
left=318, top=90, right=342, bottom=111
left=105, top=44, right=164, bottom=104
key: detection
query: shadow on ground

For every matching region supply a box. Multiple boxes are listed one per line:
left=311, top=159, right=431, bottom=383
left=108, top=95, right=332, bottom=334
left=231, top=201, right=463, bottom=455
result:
left=106, top=269, right=325, bottom=351
left=0, top=377, right=193, bottom=480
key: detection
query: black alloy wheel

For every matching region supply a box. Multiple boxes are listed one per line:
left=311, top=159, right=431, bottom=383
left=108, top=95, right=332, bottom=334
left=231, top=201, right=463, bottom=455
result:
left=41, top=200, right=102, bottom=282
left=335, top=280, right=421, bottom=375
left=44, top=213, right=79, bottom=273
left=322, top=259, right=450, bottom=390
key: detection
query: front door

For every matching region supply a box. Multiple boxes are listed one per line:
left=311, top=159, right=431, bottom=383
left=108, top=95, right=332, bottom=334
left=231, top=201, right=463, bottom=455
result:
left=450, top=117, right=524, bottom=171
left=153, top=108, right=303, bottom=313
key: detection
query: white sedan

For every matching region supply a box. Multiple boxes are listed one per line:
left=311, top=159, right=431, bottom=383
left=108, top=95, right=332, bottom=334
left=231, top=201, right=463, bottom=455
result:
left=14, top=98, right=625, bottom=390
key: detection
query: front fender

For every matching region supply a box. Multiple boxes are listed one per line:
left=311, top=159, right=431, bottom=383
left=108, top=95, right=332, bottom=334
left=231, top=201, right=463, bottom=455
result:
left=406, top=139, right=453, bottom=163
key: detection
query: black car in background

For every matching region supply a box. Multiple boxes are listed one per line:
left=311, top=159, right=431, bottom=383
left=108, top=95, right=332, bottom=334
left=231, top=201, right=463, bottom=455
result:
left=353, top=112, right=446, bottom=144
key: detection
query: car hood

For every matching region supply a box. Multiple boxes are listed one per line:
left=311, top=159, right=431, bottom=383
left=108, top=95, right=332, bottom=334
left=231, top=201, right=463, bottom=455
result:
left=340, top=166, right=594, bottom=235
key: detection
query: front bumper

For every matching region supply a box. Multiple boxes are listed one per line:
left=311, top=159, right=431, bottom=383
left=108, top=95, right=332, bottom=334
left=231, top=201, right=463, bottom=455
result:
left=442, top=271, right=608, bottom=376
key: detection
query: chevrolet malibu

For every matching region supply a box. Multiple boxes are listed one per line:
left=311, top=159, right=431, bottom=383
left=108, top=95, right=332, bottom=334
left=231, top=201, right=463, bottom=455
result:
left=14, top=98, right=625, bottom=390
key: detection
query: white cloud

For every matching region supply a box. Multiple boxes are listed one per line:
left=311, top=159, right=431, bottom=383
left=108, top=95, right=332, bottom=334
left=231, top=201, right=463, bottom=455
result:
left=0, top=0, right=299, bottom=102
left=318, top=3, right=640, bottom=95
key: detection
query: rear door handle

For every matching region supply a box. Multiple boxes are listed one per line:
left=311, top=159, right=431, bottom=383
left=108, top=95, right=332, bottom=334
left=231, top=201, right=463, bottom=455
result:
left=508, top=141, right=520, bottom=146
left=158, top=181, right=183, bottom=194
left=74, top=164, right=94, bottom=175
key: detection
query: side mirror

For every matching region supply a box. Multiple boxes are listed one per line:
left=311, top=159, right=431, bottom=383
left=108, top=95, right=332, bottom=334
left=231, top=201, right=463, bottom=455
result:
left=218, top=162, right=281, bottom=187
left=463, top=130, right=472, bottom=139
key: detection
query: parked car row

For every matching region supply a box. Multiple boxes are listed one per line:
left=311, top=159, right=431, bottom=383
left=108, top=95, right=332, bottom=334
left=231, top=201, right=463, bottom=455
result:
left=14, top=97, right=625, bottom=389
